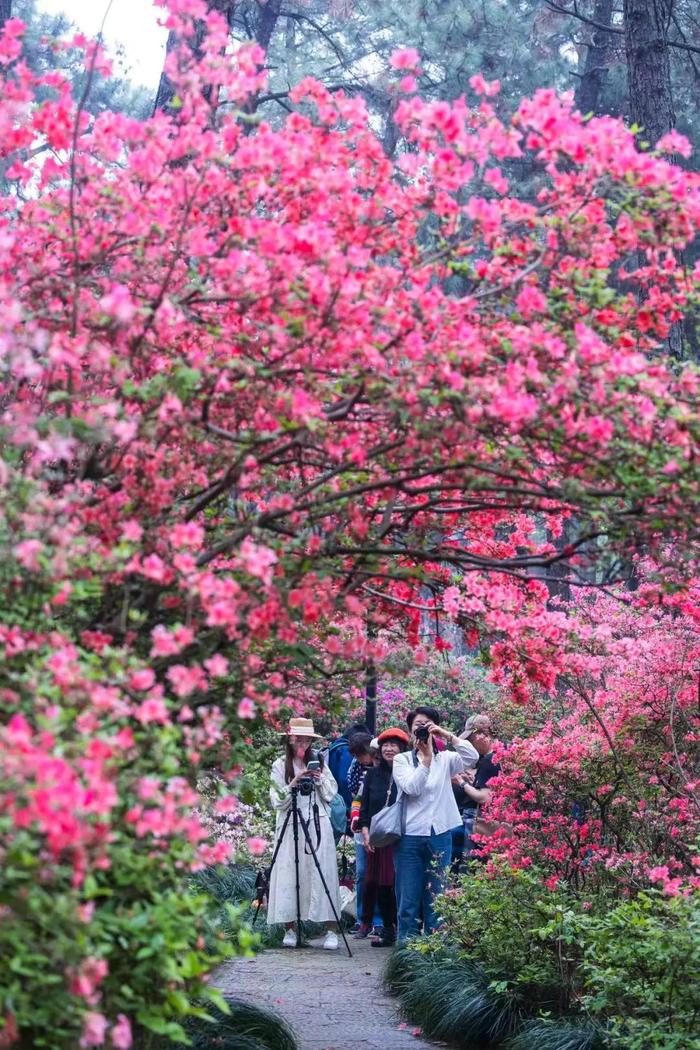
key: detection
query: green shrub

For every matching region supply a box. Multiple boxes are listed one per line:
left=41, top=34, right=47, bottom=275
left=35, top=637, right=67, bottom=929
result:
left=580, top=891, right=700, bottom=1050
left=427, top=866, right=700, bottom=1049
left=437, top=863, right=593, bottom=1012
left=0, top=835, right=240, bottom=1049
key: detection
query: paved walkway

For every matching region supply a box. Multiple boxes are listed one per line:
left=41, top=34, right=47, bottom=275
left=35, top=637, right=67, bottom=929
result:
left=215, top=933, right=441, bottom=1050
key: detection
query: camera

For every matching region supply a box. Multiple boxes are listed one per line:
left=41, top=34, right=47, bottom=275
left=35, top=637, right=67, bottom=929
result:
left=297, top=752, right=321, bottom=796
left=414, top=725, right=430, bottom=744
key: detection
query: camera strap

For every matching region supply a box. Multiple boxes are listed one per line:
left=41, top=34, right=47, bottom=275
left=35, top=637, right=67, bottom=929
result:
left=313, top=799, right=321, bottom=846
left=301, top=794, right=322, bottom=854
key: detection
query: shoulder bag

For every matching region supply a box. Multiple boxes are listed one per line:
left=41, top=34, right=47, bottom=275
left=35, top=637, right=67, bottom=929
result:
left=368, top=776, right=403, bottom=848
left=329, top=792, right=349, bottom=840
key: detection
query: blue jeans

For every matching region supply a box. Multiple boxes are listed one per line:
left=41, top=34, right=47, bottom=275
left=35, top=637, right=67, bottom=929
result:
left=451, top=825, right=465, bottom=874
left=395, top=830, right=453, bottom=943
left=355, top=837, right=383, bottom=928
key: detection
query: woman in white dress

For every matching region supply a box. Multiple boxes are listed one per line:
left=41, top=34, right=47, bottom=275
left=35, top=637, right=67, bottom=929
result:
left=267, top=717, right=341, bottom=950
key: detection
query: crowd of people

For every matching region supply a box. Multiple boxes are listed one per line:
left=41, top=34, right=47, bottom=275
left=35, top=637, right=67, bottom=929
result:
left=265, top=707, right=501, bottom=950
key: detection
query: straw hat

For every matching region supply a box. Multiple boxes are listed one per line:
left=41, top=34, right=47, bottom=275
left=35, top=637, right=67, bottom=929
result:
left=287, top=717, right=322, bottom=738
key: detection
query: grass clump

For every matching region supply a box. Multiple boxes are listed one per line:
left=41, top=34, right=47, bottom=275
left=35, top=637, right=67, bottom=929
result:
left=187, top=999, right=298, bottom=1050
left=386, top=944, right=521, bottom=1047
left=140, top=997, right=299, bottom=1050
left=503, top=1018, right=607, bottom=1050
left=384, top=943, right=432, bottom=995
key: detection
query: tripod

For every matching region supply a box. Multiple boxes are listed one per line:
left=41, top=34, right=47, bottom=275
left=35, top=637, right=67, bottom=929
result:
left=253, top=785, right=352, bottom=958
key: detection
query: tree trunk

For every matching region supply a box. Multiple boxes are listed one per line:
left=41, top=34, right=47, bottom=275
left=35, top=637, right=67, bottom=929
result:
left=254, top=0, right=282, bottom=52
left=623, top=0, right=684, bottom=356
left=241, top=0, right=283, bottom=118
left=153, top=27, right=180, bottom=115
left=0, top=0, right=12, bottom=30
left=623, top=0, right=676, bottom=144
left=153, top=0, right=237, bottom=115
left=575, top=0, right=614, bottom=116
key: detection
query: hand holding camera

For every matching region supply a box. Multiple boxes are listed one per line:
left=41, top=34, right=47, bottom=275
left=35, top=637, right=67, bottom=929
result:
left=291, top=753, right=322, bottom=796
left=413, top=722, right=434, bottom=763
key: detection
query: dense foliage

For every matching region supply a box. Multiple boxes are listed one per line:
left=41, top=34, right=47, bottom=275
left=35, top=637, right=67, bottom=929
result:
left=407, top=865, right=700, bottom=1048
left=1, top=0, right=700, bottom=1045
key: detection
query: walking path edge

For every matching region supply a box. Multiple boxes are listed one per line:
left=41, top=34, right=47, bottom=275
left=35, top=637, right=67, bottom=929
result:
left=215, top=934, right=445, bottom=1050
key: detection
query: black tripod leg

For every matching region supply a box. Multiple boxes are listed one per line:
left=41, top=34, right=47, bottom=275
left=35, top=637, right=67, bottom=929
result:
left=297, top=810, right=353, bottom=958
left=252, top=807, right=293, bottom=928
left=291, top=792, right=304, bottom=947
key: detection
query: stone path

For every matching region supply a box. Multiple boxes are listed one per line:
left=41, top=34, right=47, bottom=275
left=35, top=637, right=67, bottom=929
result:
left=215, top=933, right=442, bottom=1050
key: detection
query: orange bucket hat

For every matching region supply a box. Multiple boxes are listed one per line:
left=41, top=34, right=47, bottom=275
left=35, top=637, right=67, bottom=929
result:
left=376, top=727, right=410, bottom=746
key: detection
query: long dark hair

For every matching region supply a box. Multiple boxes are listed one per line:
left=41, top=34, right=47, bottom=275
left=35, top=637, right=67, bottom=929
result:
left=284, top=738, right=324, bottom=784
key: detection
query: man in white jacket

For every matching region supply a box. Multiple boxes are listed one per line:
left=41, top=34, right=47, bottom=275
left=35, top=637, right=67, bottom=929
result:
left=392, top=706, right=478, bottom=943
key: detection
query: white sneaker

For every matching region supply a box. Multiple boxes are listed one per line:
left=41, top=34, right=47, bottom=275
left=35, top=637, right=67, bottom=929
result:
left=282, top=929, right=296, bottom=947
left=322, top=930, right=338, bottom=951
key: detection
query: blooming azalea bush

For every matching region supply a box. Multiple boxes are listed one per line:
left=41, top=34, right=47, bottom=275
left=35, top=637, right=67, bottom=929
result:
left=480, top=572, right=700, bottom=894
left=1, top=0, right=700, bottom=1044
left=0, top=627, right=251, bottom=1048
left=426, top=570, right=700, bottom=1046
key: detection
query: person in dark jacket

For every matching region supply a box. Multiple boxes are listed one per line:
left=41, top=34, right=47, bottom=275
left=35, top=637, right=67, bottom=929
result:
left=455, top=714, right=500, bottom=867
left=356, top=727, right=410, bottom=947
left=327, top=722, right=370, bottom=819
left=346, top=731, right=376, bottom=930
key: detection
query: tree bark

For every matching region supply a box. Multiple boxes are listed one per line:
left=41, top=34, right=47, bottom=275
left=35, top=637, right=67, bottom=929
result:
left=575, top=0, right=615, bottom=116
left=153, top=0, right=237, bottom=115
left=623, top=0, right=676, bottom=144
left=153, top=27, right=180, bottom=115
left=624, top=0, right=685, bottom=356
left=0, top=0, right=12, bottom=30
left=254, top=0, right=282, bottom=53
left=240, top=0, right=283, bottom=118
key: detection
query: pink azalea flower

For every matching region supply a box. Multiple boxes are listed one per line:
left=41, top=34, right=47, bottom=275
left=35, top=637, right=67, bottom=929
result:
left=656, top=130, right=692, bottom=158
left=110, top=1016, right=132, bottom=1050
left=141, top=554, right=169, bottom=584
left=169, top=522, right=204, bottom=549
left=389, top=47, right=420, bottom=70
left=13, top=539, right=43, bottom=571
left=99, top=284, right=136, bottom=324
left=119, top=520, right=143, bottom=543
left=80, top=1012, right=108, bottom=1048
left=469, top=72, right=501, bottom=96
left=246, top=836, right=267, bottom=856
left=134, top=698, right=169, bottom=725
left=129, top=669, right=155, bottom=691
left=237, top=697, right=256, bottom=719
left=239, top=537, right=277, bottom=586
left=204, top=654, right=229, bottom=678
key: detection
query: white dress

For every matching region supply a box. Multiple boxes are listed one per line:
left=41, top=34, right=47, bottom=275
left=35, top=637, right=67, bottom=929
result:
left=266, top=756, right=341, bottom=926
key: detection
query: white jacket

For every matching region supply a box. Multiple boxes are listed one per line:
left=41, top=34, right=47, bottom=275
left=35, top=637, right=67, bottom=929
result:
left=392, top=739, right=478, bottom=836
